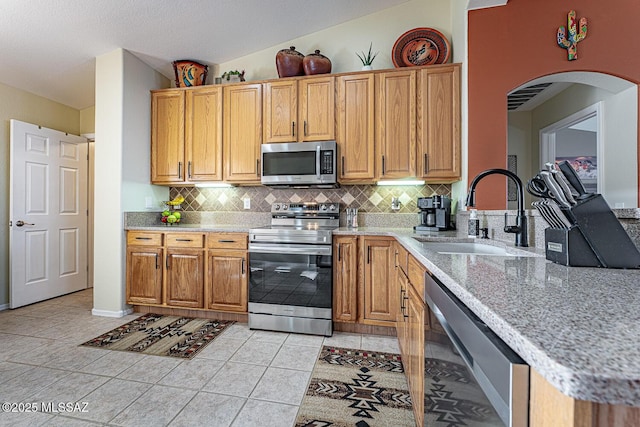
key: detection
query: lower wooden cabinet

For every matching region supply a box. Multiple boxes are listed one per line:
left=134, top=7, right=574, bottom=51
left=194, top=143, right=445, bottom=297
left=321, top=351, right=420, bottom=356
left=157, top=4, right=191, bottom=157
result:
left=406, top=283, right=425, bottom=426
left=125, top=230, right=248, bottom=313
left=165, top=248, right=205, bottom=308
left=207, top=250, right=247, bottom=312
left=333, top=235, right=359, bottom=322
left=126, top=246, right=163, bottom=305
left=362, top=236, right=397, bottom=324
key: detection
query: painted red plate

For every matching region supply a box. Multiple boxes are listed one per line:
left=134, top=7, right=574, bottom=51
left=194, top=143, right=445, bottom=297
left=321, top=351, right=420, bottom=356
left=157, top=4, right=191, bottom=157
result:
left=392, top=27, right=450, bottom=67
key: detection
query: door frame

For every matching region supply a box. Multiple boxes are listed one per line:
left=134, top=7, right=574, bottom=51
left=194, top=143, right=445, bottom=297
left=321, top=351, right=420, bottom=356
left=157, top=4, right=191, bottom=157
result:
left=539, top=102, right=603, bottom=193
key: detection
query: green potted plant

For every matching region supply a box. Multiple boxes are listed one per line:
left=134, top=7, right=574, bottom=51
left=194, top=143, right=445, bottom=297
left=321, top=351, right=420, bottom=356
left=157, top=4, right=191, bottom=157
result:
left=356, top=43, right=378, bottom=71
left=221, top=70, right=246, bottom=83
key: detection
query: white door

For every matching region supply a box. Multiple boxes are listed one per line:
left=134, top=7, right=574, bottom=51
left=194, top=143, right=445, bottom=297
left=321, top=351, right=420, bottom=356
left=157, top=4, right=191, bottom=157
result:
left=10, top=120, right=88, bottom=308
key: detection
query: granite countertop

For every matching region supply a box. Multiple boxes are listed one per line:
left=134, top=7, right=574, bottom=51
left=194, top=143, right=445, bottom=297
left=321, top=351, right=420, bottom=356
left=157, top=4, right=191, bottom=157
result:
left=338, top=227, right=640, bottom=407
left=125, top=223, right=261, bottom=233
left=127, top=222, right=640, bottom=405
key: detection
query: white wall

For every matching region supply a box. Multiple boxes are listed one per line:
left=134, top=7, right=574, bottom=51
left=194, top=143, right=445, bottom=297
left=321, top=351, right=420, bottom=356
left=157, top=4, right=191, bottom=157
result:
left=93, top=49, right=169, bottom=316
left=217, top=0, right=452, bottom=79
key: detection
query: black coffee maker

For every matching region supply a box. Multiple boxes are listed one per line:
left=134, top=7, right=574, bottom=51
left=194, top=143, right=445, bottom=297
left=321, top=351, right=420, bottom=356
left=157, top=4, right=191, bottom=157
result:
left=415, top=196, right=452, bottom=232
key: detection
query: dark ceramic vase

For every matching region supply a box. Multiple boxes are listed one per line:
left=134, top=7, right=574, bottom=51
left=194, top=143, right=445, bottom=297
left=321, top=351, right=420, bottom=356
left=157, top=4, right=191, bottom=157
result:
left=276, top=46, right=305, bottom=78
left=303, top=50, right=332, bottom=75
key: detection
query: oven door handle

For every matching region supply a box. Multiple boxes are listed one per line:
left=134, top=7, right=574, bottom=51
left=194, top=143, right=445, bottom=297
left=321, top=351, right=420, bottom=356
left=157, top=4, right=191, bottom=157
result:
left=249, top=243, right=332, bottom=256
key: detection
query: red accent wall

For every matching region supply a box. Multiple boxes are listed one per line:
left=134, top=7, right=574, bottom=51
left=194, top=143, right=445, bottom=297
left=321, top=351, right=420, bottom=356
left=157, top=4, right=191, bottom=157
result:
left=468, top=0, right=640, bottom=208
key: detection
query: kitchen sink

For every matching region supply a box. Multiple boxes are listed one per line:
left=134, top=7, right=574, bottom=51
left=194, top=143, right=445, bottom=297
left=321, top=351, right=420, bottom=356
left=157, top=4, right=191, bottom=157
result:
left=413, top=240, right=540, bottom=257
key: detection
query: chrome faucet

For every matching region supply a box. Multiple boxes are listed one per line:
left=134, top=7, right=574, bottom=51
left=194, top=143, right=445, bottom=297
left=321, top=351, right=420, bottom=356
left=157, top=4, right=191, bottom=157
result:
left=466, top=168, right=528, bottom=247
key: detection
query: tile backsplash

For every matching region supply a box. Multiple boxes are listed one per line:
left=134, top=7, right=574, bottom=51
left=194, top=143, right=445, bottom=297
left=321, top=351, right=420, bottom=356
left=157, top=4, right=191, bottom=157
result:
left=169, top=184, right=451, bottom=214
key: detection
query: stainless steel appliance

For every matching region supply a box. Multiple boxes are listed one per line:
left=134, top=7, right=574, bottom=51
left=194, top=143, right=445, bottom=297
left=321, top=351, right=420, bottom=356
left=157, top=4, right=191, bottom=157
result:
left=260, top=140, right=337, bottom=188
left=425, top=272, right=529, bottom=426
left=248, top=202, right=340, bottom=336
left=414, top=195, right=451, bottom=232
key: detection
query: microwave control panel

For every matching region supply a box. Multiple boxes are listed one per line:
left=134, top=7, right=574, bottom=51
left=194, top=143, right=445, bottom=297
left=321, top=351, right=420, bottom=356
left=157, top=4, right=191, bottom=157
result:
left=320, top=150, right=334, bottom=174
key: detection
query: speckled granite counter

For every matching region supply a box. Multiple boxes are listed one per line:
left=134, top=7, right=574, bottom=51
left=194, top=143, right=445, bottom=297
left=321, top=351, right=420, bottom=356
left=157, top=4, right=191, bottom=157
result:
left=125, top=223, right=256, bottom=232
left=337, top=227, right=640, bottom=407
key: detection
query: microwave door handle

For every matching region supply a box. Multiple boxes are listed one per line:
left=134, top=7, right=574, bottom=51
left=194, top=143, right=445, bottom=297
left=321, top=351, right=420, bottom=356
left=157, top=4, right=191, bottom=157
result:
left=316, top=145, right=321, bottom=180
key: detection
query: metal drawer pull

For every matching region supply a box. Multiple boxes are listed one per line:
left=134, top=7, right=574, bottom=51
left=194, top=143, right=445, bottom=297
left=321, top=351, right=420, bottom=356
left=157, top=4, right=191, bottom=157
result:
left=218, top=240, right=236, bottom=243
left=135, top=237, right=152, bottom=240
left=176, top=238, right=193, bottom=242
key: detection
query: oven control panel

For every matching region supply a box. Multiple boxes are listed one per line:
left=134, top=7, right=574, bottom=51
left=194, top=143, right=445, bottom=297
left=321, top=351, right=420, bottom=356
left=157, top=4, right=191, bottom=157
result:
left=271, top=202, right=340, bottom=214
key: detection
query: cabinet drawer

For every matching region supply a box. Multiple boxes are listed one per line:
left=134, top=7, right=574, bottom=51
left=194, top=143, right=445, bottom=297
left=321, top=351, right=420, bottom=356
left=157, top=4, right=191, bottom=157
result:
left=166, top=233, right=205, bottom=248
left=408, top=255, right=425, bottom=297
left=208, top=232, right=248, bottom=250
left=127, top=231, right=162, bottom=246
left=395, top=242, right=408, bottom=274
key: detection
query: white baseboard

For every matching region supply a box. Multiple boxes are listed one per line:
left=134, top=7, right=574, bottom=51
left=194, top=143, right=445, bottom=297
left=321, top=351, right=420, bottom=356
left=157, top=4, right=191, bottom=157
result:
left=91, top=307, right=134, bottom=318
left=0, top=303, right=9, bottom=312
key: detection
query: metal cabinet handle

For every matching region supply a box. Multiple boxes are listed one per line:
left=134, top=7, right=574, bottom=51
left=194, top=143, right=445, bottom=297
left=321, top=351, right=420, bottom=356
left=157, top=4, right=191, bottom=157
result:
left=15, top=220, right=35, bottom=227
left=341, top=156, right=345, bottom=176
left=367, top=246, right=371, bottom=264
left=178, top=162, right=182, bottom=178
left=256, top=159, right=260, bottom=177
left=292, top=121, right=296, bottom=137
left=241, top=258, right=246, bottom=275
left=188, top=161, right=192, bottom=179
left=381, top=156, right=385, bottom=175
left=424, top=153, right=428, bottom=175
left=218, top=239, right=236, bottom=243
left=176, top=238, right=192, bottom=242
left=166, top=255, right=170, bottom=269
left=155, top=253, right=159, bottom=269
left=135, top=237, right=152, bottom=240
left=400, top=288, right=406, bottom=310
left=304, top=121, right=307, bottom=136
left=394, top=250, right=398, bottom=268
left=337, top=243, right=342, bottom=261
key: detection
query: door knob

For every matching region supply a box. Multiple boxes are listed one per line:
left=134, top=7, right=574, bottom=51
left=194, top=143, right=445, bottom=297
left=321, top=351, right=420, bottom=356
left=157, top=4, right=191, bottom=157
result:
left=15, top=220, right=34, bottom=227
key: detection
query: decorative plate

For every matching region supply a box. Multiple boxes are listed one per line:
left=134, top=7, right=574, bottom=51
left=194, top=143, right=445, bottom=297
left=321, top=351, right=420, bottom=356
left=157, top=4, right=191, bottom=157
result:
left=392, top=28, right=450, bottom=67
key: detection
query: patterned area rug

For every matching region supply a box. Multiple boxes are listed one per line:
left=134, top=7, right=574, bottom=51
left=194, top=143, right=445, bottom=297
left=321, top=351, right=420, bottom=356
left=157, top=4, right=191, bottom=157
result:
left=295, top=346, right=415, bottom=427
left=81, top=313, right=234, bottom=359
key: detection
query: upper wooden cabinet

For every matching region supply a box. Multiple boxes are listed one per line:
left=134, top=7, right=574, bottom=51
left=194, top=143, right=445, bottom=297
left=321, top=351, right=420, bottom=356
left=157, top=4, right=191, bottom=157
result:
left=375, top=70, right=416, bottom=179
left=417, top=64, right=461, bottom=182
left=263, top=76, right=334, bottom=143
left=151, top=87, right=223, bottom=184
left=223, top=83, right=262, bottom=183
left=151, top=90, right=185, bottom=183
left=336, top=73, right=375, bottom=182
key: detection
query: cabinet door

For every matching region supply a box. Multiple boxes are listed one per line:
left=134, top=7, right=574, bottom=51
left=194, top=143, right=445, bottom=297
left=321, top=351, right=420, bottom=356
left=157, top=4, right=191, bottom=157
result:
left=336, top=73, right=375, bottom=182
left=362, top=237, right=396, bottom=323
left=223, top=84, right=262, bottom=183
left=417, top=65, right=461, bottom=181
left=185, top=86, right=223, bottom=182
left=151, top=90, right=185, bottom=183
left=333, top=236, right=358, bottom=322
left=396, top=267, right=409, bottom=354
left=376, top=71, right=416, bottom=179
left=165, top=248, right=204, bottom=308
left=299, top=76, right=335, bottom=141
left=207, top=250, right=248, bottom=312
left=263, top=80, right=297, bottom=143
left=126, top=246, right=163, bottom=305
left=407, top=283, right=425, bottom=426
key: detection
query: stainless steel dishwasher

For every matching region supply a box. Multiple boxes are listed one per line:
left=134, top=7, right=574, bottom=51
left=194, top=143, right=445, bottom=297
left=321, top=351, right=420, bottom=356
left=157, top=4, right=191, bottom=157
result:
left=424, top=272, right=530, bottom=427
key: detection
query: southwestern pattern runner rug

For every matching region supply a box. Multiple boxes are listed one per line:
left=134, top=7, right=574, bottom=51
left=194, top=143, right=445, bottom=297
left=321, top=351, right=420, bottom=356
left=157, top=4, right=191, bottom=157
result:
left=295, top=346, right=415, bottom=427
left=81, top=313, right=234, bottom=359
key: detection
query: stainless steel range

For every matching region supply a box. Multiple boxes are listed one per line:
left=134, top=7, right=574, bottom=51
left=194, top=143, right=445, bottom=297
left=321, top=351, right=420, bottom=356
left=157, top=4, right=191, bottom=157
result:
left=248, top=202, right=340, bottom=336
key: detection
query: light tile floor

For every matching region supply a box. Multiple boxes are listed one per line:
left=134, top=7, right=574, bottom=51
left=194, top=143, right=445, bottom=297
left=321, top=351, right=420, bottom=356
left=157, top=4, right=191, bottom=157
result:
left=0, top=289, right=400, bottom=427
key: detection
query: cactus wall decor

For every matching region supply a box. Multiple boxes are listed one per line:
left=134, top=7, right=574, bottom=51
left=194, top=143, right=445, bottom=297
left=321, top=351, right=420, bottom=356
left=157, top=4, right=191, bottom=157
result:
left=557, top=10, right=588, bottom=61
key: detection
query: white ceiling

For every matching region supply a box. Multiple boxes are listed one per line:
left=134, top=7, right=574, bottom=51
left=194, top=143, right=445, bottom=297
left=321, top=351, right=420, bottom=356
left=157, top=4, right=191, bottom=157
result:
left=0, top=0, right=409, bottom=110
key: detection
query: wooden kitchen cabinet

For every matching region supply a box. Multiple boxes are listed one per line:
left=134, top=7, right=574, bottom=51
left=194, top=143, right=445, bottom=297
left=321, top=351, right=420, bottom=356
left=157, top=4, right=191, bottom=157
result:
left=165, top=233, right=205, bottom=308
left=361, top=236, right=397, bottom=324
left=223, top=83, right=262, bottom=183
left=333, top=235, right=359, bottom=322
left=207, top=232, right=248, bottom=312
left=336, top=73, right=375, bottom=182
left=263, top=76, right=334, bottom=143
left=375, top=70, right=416, bottom=179
left=151, top=90, right=185, bottom=183
left=151, top=86, right=223, bottom=184
left=406, top=282, right=425, bottom=426
left=126, top=232, right=163, bottom=305
left=417, top=64, right=461, bottom=182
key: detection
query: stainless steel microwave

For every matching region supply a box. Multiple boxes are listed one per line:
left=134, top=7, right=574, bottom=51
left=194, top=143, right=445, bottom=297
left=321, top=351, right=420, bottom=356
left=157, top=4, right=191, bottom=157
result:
left=261, top=141, right=337, bottom=188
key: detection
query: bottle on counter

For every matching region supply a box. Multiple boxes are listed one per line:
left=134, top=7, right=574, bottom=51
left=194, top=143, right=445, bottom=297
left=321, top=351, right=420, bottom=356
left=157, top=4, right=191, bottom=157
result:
left=468, top=209, right=479, bottom=238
